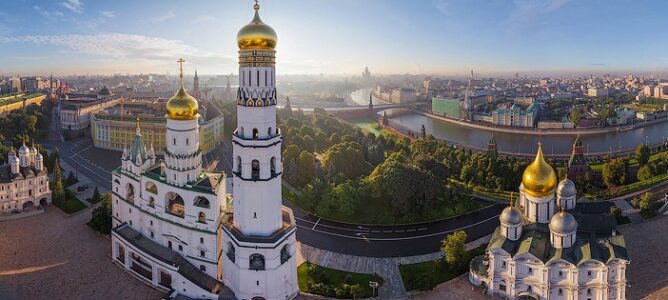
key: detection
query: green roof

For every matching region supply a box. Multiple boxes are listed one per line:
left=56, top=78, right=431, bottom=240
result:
left=487, top=213, right=629, bottom=266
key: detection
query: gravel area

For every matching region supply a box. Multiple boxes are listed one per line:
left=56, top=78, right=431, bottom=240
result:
left=619, top=216, right=668, bottom=300
left=0, top=206, right=162, bottom=300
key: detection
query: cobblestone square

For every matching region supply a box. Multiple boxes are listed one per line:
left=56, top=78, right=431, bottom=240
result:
left=0, top=206, right=162, bottom=300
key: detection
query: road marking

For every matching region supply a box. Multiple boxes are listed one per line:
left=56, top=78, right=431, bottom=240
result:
left=417, top=227, right=427, bottom=231
left=295, top=214, right=500, bottom=241
left=406, top=229, right=416, bottom=232
left=312, top=217, right=321, bottom=230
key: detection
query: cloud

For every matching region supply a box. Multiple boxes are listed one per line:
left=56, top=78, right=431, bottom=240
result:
left=503, top=0, right=574, bottom=31
left=100, top=10, right=115, bottom=18
left=33, top=5, right=64, bottom=20
left=194, top=15, right=216, bottom=23
left=150, top=11, right=175, bottom=23
left=0, top=34, right=230, bottom=63
left=61, top=0, right=83, bottom=14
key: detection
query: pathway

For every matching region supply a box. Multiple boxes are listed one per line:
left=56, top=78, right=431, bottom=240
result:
left=612, top=199, right=644, bottom=224
left=296, top=234, right=492, bottom=299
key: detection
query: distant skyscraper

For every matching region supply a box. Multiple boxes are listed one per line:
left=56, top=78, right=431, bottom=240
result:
left=362, top=66, right=371, bottom=80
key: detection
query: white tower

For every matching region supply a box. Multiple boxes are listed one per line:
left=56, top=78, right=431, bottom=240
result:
left=164, top=58, right=202, bottom=187
left=222, top=2, right=299, bottom=299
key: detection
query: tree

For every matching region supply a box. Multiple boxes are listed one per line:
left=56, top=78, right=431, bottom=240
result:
left=570, top=109, right=581, bottom=127
left=637, top=165, right=653, bottom=182
left=53, top=158, right=63, bottom=183
left=88, top=193, right=112, bottom=234
left=638, top=192, right=653, bottom=211
left=602, top=158, right=628, bottom=187
left=635, top=144, right=650, bottom=165
left=52, top=180, right=65, bottom=204
left=296, top=151, right=316, bottom=187
left=442, top=230, right=467, bottom=267
left=90, top=187, right=102, bottom=204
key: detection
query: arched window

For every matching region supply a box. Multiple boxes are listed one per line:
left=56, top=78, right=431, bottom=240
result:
left=251, top=160, right=260, bottom=180
left=249, top=254, right=265, bottom=270
left=226, top=243, right=235, bottom=262
left=256, top=70, right=260, bottom=86
left=165, top=192, right=185, bottom=218
left=145, top=181, right=157, bottom=194
left=280, top=245, right=290, bottom=264
left=236, top=156, right=242, bottom=174
left=148, top=197, right=155, bottom=208
left=267, top=127, right=272, bottom=138
left=239, top=127, right=245, bottom=138
left=194, top=196, right=210, bottom=208
left=252, top=128, right=259, bottom=139
left=126, top=183, right=135, bottom=202
left=198, top=212, right=206, bottom=223
left=270, top=157, right=276, bottom=176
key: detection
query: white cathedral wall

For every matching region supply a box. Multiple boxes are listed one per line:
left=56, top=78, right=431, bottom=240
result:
left=0, top=173, right=50, bottom=212
left=221, top=230, right=299, bottom=300
left=112, top=172, right=225, bottom=279
left=236, top=105, right=277, bottom=140
left=232, top=177, right=283, bottom=236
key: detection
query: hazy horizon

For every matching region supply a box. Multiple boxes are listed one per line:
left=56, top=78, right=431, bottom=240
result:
left=1, top=0, right=667, bottom=76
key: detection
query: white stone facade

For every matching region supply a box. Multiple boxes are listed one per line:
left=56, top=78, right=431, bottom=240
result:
left=0, top=145, right=51, bottom=214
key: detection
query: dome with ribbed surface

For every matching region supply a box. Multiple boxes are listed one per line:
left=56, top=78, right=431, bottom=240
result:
left=557, top=178, right=576, bottom=198
left=500, top=206, right=523, bottom=226
left=549, top=211, right=578, bottom=234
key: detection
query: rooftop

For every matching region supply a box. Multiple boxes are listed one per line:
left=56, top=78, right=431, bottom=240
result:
left=113, top=223, right=234, bottom=296
left=488, top=212, right=628, bottom=266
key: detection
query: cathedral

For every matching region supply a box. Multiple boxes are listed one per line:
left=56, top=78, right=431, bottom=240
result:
left=0, top=143, right=50, bottom=215
left=110, top=2, right=298, bottom=299
left=469, top=144, right=629, bottom=300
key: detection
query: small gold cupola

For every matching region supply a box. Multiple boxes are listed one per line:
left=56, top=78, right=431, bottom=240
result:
left=237, top=1, right=277, bottom=50
left=166, top=58, right=199, bottom=120
left=522, top=143, right=557, bottom=197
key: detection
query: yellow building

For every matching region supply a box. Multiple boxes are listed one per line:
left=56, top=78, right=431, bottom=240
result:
left=0, top=93, right=46, bottom=114
left=91, top=98, right=223, bottom=154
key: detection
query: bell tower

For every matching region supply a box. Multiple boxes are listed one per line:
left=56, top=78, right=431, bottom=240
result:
left=221, top=2, right=299, bottom=299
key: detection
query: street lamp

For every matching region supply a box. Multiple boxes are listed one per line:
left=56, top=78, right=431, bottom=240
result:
left=369, top=281, right=379, bottom=298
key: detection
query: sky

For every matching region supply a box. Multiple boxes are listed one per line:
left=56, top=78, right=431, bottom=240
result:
left=0, top=0, right=667, bottom=76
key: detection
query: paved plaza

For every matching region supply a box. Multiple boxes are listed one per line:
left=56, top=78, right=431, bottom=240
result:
left=619, top=216, right=668, bottom=299
left=0, top=206, right=162, bottom=300
left=2, top=183, right=668, bottom=299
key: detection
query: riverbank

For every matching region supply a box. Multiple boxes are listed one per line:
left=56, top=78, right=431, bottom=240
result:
left=418, top=110, right=668, bottom=136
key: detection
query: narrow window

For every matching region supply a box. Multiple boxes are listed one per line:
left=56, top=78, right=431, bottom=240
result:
left=251, top=160, right=259, bottom=179
left=173, top=138, right=176, bottom=145
left=186, top=138, right=189, bottom=145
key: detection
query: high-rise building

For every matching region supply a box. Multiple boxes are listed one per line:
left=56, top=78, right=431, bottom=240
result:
left=221, top=2, right=299, bottom=299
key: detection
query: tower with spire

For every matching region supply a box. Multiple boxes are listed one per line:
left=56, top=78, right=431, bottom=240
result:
left=110, top=59, right=232, bottom=299
left=192, top=69, right=202, bottom=100
left=221, top=2, right=299, bottom=299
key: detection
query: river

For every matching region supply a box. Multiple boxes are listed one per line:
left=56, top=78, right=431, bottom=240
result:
left=349, top=88, right=668, bottom=155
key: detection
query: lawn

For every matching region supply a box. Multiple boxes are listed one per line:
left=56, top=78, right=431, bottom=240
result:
left=298, top=262, right=384, bottom=298
left=351, top=118, right=383, bottom=136
left=399, top=245, right=486, bottom=292
left=54, top=196, right=88, bottom=214
left=282, top=185, right=298, bottom=204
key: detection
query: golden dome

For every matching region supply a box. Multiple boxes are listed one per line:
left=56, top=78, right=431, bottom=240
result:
left=166, top=59, right=199, bottom=120
left=237, top=1, right=277, bottom=50
left=522, top=143, right=557, bottom=197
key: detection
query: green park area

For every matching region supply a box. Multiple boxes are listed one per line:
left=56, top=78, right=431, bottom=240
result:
left=297, top=262, right=383, bottom=298
left=400, top=231, right=485, bottom=291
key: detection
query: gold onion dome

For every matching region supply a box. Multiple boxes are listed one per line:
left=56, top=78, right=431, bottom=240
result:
left=522, top=143, right=557, bottom=197
left=166, top=59, right=199, bottom=120
left=237, top=1, right=277, bottom=50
